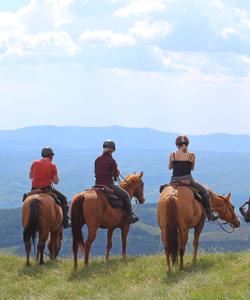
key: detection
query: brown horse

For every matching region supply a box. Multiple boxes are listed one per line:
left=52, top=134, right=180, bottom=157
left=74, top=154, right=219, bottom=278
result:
left=22, top=194, right=63, bottom=266
left=71, top=172, right=145, bottom=268
left=157, top=186, right=240, bottom=272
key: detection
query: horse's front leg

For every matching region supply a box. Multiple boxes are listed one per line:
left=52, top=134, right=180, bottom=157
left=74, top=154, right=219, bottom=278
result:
left=193, top=219, right=205, bottom=265
left=84, top=226, right=97, bottom=266
left=121, top=224, right=130, bottom=260
left=105, top=228, right=114, bottom=260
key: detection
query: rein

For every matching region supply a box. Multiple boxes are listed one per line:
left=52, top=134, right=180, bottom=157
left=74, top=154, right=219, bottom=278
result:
left=117, top=174, right=140, bottom=204
left=207, top=199, right=235, bottom=233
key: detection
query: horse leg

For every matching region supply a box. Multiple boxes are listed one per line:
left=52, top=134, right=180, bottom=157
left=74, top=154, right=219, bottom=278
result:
left=193, top=220, right=205, bottom=265
left=84, top=226, right=97, bottom=266
left=37, top=231, right=49, bottom=265
left=25, top=240, right=31, bottom=266
left=121, top=224, right=130, bottom=260
left=179, top=229, right=188, bottom=270
left=105, top=228, right=114, bottom=261
left=161, top=228, right=171, bottom=272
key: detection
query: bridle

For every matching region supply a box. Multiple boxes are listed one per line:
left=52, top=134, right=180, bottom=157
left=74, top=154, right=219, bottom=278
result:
left=210, top=198, right=237, bottom=233
left=117, top=174, right=144, bottom=204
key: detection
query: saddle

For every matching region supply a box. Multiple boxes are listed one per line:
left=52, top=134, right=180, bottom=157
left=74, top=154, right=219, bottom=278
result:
left=92, top=185, right=124, bottom=209
left=159, top=181, right=203, bottom=203
left=23, top=188, right=61, bottom=205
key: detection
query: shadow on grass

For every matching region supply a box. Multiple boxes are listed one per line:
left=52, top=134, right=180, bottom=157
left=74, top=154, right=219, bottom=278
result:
left=68, top=256, right=137, bottom=281
left=18, top=259, right=62, bottom=278
left=163, top=254, right=239, bottom=285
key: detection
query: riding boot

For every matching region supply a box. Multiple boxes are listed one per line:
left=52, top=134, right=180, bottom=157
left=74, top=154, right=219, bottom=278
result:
left=62, top=204, right=71, bottom=228
left=123, top=198, right=139, bottom=224
left=202, top=194, right=218, bottom=221
left=239, top=203, right=250, bottom=223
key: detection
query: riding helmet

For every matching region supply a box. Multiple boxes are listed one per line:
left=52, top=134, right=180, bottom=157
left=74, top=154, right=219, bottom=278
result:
left=41, top=147, right=55, bottom=158
left=103, top=140, right=116, bottom=150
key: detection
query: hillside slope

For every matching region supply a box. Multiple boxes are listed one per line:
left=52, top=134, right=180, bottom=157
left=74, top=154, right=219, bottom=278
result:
left=0, top=252, right=250, bottom=300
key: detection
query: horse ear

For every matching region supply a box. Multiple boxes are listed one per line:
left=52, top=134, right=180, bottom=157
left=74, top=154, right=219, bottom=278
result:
left=225, top=193, right=231, bottom=201
left=139, top=171, right=144, bottom=178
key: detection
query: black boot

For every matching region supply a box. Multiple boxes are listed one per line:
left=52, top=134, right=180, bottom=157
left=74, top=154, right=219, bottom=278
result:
left=127, top=212, right=139, bottom=224
left=62, top=204, right=71, bottom=228
left=202, top=194, right=218, bottom=221
left=239, top=205, right=250, bottom=223
left=123, top=197, right=139, bottom=224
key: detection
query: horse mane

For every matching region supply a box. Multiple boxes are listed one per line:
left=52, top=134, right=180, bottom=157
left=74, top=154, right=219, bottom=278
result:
left=120, top=174, right=141, bottom=189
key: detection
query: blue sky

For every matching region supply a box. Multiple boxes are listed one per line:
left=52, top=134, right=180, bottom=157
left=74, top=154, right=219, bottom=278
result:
left=0, top=0, right=250, bottom=134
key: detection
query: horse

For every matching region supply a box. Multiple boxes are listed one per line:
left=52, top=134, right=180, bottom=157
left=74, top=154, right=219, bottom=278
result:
left=22, top=194, right=63, bottom=266
left=71, top=172, right=145, bottom=268
left=157, top=186, right=240, bottom=272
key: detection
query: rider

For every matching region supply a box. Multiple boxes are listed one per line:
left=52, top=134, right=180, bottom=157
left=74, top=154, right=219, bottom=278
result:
left=29, top=147, right=71, bottom=228
left=169, top=135, right=218, bottom=221
left=95, top=140, right=139, bottom=224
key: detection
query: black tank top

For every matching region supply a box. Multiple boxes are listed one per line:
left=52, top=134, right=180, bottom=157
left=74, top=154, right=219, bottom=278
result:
left=172, top=153, right=193, bottom=177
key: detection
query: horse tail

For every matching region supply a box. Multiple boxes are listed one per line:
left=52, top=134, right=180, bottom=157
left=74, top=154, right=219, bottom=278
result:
left=71, top=194, right=85, bottom=253
left=23, top=198, right=40, bottom=244
left=166, top=193, right=179, bottom=265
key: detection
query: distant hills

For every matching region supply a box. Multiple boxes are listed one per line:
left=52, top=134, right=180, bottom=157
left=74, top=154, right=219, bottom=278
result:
left=0, top=125, right=250, bottom=152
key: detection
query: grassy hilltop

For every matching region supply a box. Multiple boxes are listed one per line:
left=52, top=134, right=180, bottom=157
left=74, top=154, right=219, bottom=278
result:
left=0, top=252, right=250, bottom=300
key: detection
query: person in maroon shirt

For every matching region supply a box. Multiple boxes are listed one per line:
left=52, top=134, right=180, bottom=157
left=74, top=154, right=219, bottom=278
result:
left=95, top=140, right=138, bottom=224
left=29, top=147, right=70, bottom=228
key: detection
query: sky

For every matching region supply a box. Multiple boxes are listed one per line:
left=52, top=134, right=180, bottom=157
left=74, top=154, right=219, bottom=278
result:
left=0, top=0, right=250, bottom=134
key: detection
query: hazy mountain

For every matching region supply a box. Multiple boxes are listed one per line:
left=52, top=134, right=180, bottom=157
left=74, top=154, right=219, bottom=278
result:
left=0, top=125, right=250, bottom=152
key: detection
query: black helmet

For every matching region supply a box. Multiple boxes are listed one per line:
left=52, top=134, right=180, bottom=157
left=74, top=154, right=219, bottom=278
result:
left=103, top=140, right=116, bottom=150
left=41, top=147, right=55, bottom=158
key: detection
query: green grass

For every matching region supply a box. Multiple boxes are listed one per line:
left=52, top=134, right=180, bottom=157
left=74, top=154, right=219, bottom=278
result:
left=0, top=252, right=250, bottom=299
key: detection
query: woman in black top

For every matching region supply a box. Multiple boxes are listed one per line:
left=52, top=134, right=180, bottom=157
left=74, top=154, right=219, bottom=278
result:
left=169, top=135, right=218, bottom=221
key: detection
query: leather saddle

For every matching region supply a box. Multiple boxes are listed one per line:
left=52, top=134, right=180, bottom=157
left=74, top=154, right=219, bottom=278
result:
left=23, top=188, right=61, bottom=205
left=159, top=181, right=203, bottom=203
left=92, top=185, right=124, bottom=209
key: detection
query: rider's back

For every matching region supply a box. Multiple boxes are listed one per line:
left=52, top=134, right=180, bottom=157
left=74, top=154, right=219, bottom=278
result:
left=31, top=159, right=57, bottom=188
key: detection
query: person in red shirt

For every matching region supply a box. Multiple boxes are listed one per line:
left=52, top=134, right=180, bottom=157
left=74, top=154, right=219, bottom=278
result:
left=95, top=140, right=138, bottom=224
left=29, top=147, right=70, bottom=228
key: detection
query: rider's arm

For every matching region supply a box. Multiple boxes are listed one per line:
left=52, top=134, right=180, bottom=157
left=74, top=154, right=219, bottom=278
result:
left=190, top=153, right=196, bottom=170
left=51, top=164, right=59, bottom=185
left=168, top=153, right=173, bottom=170
left=112, top=159, right=120, bottom=179
left=29, top=162, right=34, bottom=179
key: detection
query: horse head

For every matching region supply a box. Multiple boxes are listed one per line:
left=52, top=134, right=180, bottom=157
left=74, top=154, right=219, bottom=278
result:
left=121, top=171, right=145, bottom=204
left=210, top=191, right=240, bottom=228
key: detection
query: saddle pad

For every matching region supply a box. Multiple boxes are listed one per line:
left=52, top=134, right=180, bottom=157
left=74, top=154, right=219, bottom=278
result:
left=23, top=190, right=61, bottom=205
left=159, top=183, right=203, bottom=203
left=91, top=186, right=124, bottom=209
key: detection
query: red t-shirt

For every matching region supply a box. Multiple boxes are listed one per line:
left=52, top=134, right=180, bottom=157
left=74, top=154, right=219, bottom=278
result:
left=30, top=159, right=57, bottom=188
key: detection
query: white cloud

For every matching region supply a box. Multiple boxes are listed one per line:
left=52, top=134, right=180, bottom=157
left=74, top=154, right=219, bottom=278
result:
left=79, top=30, right=136, bottom=47
left=114, top=0, right=166, bottom=17
left=129, top=20, right=171, bottom=39
left=221, top=27, right=238, bottom=39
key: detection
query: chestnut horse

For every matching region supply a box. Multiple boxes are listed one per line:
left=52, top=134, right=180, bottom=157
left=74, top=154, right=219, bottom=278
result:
left=158, top=186, right=240, bottom=272
left=71, top=172, right=145, bottom=267
left=22, top=194, right=63, bottom=266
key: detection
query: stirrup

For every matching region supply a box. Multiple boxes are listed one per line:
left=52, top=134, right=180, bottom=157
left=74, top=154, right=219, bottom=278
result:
left=127, top=213, right=139, bottom=224
left=207, top=210, right=218, bottom=221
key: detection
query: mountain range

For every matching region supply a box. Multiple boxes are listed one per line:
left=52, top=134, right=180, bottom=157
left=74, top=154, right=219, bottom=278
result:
left=0, top=125, right=250, bottom=152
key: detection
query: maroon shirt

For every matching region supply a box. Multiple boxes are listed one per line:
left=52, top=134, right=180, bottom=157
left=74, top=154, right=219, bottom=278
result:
left=95, top=152, right=120, bottom=186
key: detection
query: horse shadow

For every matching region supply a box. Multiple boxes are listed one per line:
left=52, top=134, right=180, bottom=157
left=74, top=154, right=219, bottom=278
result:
left=18, top=259, right=62, bottom=278
left=163, top=253, right=236, bottom=285
left=68, top=256, right=137, bottom=281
